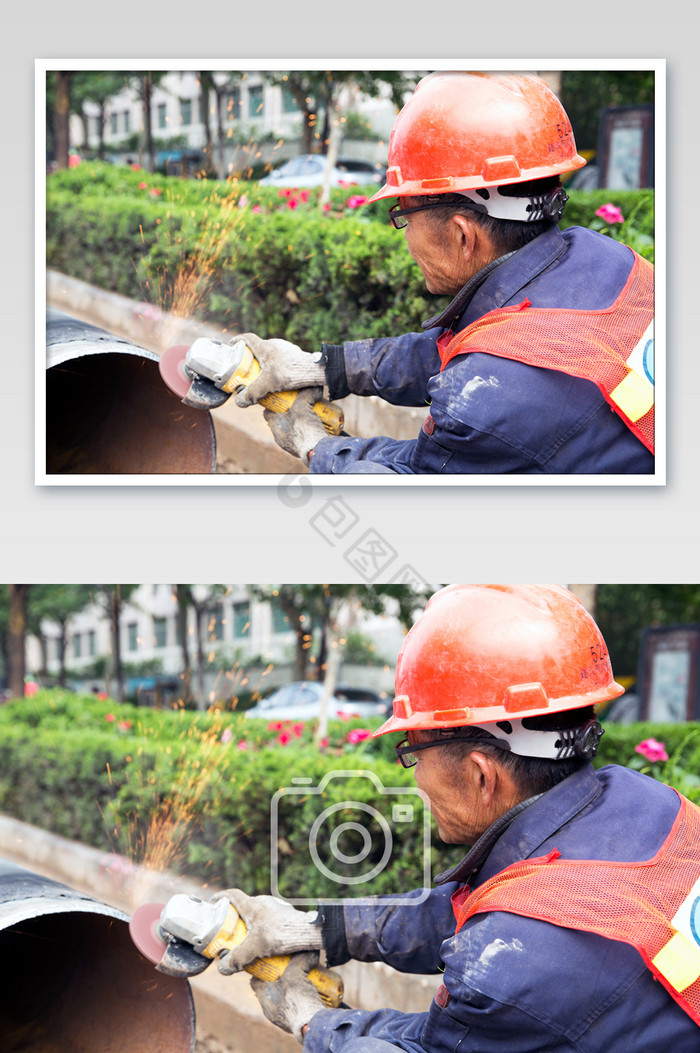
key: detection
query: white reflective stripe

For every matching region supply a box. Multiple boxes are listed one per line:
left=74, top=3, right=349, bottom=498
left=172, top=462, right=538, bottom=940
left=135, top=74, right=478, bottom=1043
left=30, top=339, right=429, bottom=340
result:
left=627, top=317, right=655, bottom=386
left=671, top=874, right=700, bottom=951
left=456, top=188, right=541, bottom=222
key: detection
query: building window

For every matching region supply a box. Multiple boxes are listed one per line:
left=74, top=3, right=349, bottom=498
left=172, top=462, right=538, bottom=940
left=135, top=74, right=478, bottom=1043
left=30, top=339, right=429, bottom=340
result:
left=111, top=112, right=118, bottom=135
left=233, top=601, right=250, bottom=638
left=180, top=98, right=192, bottom=126
left=73, top=634, right=82, bottom=659
left=127, top=622, right=138, bottom=651
left=248, top=85, right=263, bottom=119
left=124, top=110, right=130, bottom=134
left=153, top=617, right=168, bottom=648
left=87, top=630, right=96, bottom=657
left=282, top=88, right=299, bottom=114
left=206, top=603, right=225, bottom=641
left=225, top=87, right=241, bottom=122
left=157, top=102, right=167, bottom=130
left=271, top=605, right=290, bottom=633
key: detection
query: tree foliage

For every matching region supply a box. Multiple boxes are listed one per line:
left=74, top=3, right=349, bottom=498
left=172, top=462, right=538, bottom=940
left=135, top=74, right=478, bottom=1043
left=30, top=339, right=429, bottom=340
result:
left=596, top=585, right=700, bottom=679
left=561, top=70, right=655, bottom=154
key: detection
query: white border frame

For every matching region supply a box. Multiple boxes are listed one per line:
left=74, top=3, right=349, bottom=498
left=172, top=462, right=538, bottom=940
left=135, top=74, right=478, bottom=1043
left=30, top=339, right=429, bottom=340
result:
left=36, top=58, right=666, bottom=487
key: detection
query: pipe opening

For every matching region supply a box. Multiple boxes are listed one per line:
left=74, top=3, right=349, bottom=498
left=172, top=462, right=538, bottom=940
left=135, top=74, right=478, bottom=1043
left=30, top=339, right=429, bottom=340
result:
left=45, top=313, right=216, bottom=474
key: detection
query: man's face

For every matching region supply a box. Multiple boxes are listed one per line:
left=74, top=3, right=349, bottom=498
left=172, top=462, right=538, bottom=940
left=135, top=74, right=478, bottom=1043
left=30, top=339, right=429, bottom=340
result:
left=407, top=731, right=490, bottom=845
left=398, top=198, right=473, bottom=297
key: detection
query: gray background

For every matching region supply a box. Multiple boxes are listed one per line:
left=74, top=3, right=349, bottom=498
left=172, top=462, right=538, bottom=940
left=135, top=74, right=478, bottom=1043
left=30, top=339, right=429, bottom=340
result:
left=5, top=7, right=695, bottom=585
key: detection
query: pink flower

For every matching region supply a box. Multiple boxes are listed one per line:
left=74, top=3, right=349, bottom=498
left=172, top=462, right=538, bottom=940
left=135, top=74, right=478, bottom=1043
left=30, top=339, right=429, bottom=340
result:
left=139, top=181, right=148, bottom=190
left=348, top=728, right=371, bottom=744
left=105, top=713, right=116, bottom=723
left=149, top=187, right=162, bottom=197
left=252, top=205, right=262, bottom=213
left=237, top=740, right=248, bottom=750
left=277, top=731, right=291, bottom=746
left=118, top=720, right=132, bottom=732
left=221, top=728, right=233, bottom=744
left=635, top=738, right=668, bottom=763
left=319, top=737, right=329, bottom=748
left=292, top=723, right=305, bottom=738
left=287, top=197, right=299, bottom=210
left=323, top=203, right=332, bottom=212
left=239, top=194, right=248, bottom=207
left=346, top=195, right=368, bottom=209
left=278, top=188, right=293, bottom=198
left=299, top=190, right=310, bottom=203
left=596, top=203, right=624, bottom=225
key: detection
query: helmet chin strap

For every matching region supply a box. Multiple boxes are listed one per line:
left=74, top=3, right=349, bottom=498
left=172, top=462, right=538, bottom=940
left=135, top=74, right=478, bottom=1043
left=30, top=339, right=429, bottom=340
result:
left=457, top=185, right=569, bottom=223
left=469, top=717, right=604, bottom=761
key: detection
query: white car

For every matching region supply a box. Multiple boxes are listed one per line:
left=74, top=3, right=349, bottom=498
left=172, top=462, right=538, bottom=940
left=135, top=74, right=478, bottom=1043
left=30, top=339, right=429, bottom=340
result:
left=245, top=681, right=391, bottom=721
left=259, top=154, right=386, bottom=189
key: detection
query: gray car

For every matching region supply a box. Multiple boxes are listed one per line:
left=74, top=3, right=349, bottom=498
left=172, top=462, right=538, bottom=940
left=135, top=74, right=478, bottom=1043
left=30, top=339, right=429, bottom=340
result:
left=259, top=154, right=386, bottom=189
left=245, top=681, right=391, bottom=721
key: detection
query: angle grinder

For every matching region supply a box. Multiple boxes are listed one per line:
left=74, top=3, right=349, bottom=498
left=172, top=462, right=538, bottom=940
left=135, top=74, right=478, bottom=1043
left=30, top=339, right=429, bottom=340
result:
left=129, top=893, right=344, bottom=1006
left=159, top=337, right=344, bottom=434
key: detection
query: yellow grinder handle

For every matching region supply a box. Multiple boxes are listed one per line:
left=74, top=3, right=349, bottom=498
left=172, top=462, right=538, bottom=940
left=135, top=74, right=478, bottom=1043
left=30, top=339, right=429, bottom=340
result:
left=222, top=345, right=344, bottom=436
left=203, top=903, right=344, bottom=1008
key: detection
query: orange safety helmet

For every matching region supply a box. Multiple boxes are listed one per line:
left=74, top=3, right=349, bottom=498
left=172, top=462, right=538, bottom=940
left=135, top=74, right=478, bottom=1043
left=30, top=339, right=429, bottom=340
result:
left=368, top=71, right=586, bottom=204
left=375, top=585, right=624, bottom=737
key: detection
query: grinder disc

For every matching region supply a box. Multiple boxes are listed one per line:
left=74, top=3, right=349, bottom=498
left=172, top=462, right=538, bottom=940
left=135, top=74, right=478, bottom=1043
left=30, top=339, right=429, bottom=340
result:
left=129, top=901, right=168, bottom=964
left=158, top=345, right=193, bottom=399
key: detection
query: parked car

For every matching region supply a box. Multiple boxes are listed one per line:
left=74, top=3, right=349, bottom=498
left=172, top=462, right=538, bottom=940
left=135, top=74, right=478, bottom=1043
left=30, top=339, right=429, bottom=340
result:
left=259, top=154, right=386, bottom=189
left=245, top=681, right=391, bottom=721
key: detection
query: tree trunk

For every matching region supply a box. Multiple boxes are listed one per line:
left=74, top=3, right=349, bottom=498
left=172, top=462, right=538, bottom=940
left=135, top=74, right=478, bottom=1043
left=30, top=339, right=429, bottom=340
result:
left=58, top=625, right=68, bottom=688
left=54, top=72, right=71, bottom=169
left=215, top=86, right=227, bottom=179
left=142, top=75, right=155, bottom=173
left=110, top=589, right=125, bottom=703
left=194, top=604, right=207, bottom=711
left=175, top=586, right=192, bottom=706
left=8, top=585, right=29, bottom=698
left=315, top=626, right=341, bottom=747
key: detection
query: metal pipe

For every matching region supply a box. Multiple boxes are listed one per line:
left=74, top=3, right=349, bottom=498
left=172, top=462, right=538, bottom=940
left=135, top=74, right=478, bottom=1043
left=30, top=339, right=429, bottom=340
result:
left=45, top=311, right=216, bottom=474
left=0, top=859, right=196, bottom=1052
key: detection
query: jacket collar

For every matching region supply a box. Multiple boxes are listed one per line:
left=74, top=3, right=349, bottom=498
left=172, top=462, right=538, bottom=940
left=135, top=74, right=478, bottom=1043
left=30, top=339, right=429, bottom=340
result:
left=433, top=763, right=603, bottom=890
left=422, top=224, right=568, bottom=333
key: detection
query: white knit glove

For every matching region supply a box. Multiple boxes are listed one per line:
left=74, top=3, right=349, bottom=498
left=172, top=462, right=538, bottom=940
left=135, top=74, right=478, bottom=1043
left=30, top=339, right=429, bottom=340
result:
left=231, top=332, right=326, bottom=407
left=250, top=951, right=326, bottom=1043
left=263, top=387, right=329, bottom=467
left=214, top=889, right=323, bottom=975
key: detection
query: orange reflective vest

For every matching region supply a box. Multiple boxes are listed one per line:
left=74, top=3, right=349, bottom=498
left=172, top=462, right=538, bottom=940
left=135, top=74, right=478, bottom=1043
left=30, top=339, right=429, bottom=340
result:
left=452, top=793, right=700, bottom=1026
left=437, top=251, right=655, bottom=454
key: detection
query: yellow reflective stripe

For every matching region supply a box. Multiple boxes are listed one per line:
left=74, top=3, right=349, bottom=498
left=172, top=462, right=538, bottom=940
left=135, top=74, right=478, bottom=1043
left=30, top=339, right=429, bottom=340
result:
left=610, top=370, right=654, bottom=422
left=653, top=931, right=700, bottom=993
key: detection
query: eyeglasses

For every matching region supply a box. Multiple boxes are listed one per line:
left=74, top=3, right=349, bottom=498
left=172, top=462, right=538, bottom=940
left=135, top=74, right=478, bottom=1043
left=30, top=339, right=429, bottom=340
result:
left=394, top=736, right=498, bottom=768
left=388, top=202, right=450, bottom=229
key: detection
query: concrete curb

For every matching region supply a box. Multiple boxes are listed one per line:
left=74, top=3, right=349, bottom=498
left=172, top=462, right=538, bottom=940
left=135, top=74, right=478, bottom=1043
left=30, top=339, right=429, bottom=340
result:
left=0, top=815, right=438, bottom=1050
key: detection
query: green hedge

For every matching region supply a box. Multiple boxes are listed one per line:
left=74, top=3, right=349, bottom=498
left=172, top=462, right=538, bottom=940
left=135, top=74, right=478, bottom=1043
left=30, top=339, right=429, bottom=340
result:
left=1, top=691, right=690, bottom=900
left=46, top=162, right=655, bottom=348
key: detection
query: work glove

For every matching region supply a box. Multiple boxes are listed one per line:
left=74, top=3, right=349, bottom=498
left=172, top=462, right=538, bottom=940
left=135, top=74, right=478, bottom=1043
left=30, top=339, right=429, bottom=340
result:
left=214, top=889, right=323, bottom=975
left=250, top=951, right=326, bottom=1043
left=230, top=332, right=327, bottom=407
left=263, top=387, right=329, bottom=467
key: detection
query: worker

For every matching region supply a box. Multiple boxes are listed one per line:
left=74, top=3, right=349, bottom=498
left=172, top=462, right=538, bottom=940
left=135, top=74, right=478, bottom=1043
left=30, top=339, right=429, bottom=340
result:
left=215, top=586, right=699, bottom=1049
left=232, top=72, right=655, bottom=474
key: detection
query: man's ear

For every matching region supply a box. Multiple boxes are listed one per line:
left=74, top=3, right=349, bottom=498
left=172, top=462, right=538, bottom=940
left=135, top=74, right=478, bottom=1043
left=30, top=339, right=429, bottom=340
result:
left=450, top=212, right=478, bottom=263
left=466, top=750, right=500, bottom=809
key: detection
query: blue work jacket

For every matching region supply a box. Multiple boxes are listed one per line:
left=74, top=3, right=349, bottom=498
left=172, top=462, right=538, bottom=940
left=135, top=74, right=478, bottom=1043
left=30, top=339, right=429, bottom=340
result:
left=305, top=765, right=697, bottom=1052
left=310, top=226, right=655, bottom=475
